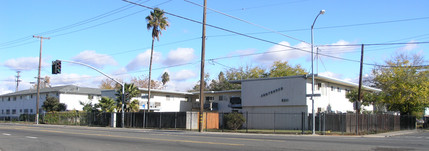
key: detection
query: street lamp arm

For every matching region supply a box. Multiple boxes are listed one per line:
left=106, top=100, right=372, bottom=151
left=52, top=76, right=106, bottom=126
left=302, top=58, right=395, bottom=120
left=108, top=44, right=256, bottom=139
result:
left=59, top=60, right=123, bottom=86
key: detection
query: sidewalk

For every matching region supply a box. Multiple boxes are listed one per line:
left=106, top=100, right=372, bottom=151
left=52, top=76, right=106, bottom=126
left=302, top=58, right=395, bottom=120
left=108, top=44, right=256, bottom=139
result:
left=364, top=129, right=418, bottom=138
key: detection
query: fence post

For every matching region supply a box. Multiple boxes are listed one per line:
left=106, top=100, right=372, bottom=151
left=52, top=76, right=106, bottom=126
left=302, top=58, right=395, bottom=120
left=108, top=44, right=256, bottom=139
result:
left=221, top=112, right=224, bottom=132
left=322, top=113, right=326, bottom=135
left=159, top=112, right=162, bottom=129
left=301, top=112, right=305, bottom=134
left=143, top=110, right=146, bottom=128
left=246, top=112, right=248, bottom=133
left=175, top=112, right=177, bottom=130
left=205, top=112, right=208, bottom=131
left=273, top=112, right=276, bottom=134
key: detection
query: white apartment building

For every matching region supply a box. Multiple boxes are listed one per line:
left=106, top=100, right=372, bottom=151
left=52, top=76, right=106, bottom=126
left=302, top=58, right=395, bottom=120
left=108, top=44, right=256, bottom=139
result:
left=0, top=85, right=102, bottom=118
left=232, top=74, right=381, bottom=114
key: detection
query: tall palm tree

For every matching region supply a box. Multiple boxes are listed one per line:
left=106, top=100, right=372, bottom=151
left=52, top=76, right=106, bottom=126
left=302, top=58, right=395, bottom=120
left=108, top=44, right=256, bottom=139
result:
left=146, top=7, right=169, bottom=111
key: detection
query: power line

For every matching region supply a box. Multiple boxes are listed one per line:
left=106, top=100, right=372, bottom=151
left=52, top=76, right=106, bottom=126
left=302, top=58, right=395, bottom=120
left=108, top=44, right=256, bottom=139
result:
left=184, top=0, right=308, bottom=44
left=0, top=0, right=172, bottom=50
left=318, top=41, right=429, bottom=47
left=208, top=16, right=429, bottom=38
left=0, top=1, right=144, bottom=47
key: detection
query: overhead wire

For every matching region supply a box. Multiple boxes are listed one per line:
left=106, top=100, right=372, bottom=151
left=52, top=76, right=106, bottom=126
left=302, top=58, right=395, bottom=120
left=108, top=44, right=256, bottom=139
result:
left=183, top=0, right=309, bottom=44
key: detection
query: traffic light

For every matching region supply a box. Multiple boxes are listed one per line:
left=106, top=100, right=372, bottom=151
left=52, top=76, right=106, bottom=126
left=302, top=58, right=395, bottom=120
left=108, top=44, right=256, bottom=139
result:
left=52, top=60, right=61, bottom=74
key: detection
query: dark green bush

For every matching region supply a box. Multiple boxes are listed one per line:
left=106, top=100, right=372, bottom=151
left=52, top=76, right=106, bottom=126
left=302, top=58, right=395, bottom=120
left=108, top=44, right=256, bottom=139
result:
left=224, top=112, right=245, bottom=131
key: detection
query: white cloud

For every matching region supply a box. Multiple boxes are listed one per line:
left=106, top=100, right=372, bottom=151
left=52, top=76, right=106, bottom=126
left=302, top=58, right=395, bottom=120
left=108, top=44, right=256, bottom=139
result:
left=50, top=74, right=104, bottom=88
left=126, top=49, right=162, bottom=71
left=164, top=80, right=196, bottom=92
left=72, top=50, right=117, bottom=68
left=318, top=40, right=359, bottom=57
left=398, top=40, right=418, bottom=52
left=254, top=41, right=310, bottom=64
left=163, top=48, right=195, bottom=65
left=319, top=71, right=343, bottom=79
left=3, top=57, right=47, bottom=71
left=171, top=69, right=197, bottom=81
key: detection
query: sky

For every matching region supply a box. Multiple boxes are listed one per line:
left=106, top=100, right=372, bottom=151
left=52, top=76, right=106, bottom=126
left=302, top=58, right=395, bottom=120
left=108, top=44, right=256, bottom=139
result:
left=1, top=0, right=428, bottom=94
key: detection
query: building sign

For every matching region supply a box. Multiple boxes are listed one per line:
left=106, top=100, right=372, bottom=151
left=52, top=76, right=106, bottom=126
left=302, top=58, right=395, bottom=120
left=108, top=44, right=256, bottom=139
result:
left=260, top=87, right=284, bottom=98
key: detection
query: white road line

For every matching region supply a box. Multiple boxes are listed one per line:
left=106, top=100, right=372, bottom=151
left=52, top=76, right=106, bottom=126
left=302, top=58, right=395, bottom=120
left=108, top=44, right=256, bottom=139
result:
left=25, top=136, right=38, bottom=139
left=2, top=133, right=11, bottom=136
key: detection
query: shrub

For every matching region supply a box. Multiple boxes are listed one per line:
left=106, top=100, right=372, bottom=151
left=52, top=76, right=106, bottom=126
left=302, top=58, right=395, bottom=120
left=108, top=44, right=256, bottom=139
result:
left=224, top=112, right=245, bottom=131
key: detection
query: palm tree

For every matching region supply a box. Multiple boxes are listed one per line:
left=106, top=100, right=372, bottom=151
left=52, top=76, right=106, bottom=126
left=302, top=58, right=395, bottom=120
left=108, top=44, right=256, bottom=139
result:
left=115, top=83, right=140, bottom=112
left=146, top=7, right=169, bottom=111
left=161, top=72, right=170, bottom=87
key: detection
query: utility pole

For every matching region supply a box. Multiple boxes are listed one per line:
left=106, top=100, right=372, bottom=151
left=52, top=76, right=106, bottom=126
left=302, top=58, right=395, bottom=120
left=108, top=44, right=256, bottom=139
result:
left=356, top=44, right=364, bottom=135
left=199, top=0, right=207, bottom=133
left=33, top=35, right=50, bottom=125
left=15, top=71, right=21, bottom=92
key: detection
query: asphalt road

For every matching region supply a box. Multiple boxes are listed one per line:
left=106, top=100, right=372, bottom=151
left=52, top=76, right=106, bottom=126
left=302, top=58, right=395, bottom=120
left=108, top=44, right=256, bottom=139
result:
left=0, top=124, right=428, bottom=151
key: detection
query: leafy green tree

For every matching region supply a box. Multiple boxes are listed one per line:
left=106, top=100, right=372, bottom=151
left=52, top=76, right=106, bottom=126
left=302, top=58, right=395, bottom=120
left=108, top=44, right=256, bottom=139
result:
left=98, top=97, right=117, bottom=112
left=346, top=89, right=384, bottom=113
left=372, top=53, right=429, bottom=115
left=191, top=73, right=211, bottom=92
left=42, top=96, right=67, bottom=113
left=115, top=83, right=140, bottom=112
left=146, top=7, right=169, bottom=111
left=268, top=61, right=307, bottom=77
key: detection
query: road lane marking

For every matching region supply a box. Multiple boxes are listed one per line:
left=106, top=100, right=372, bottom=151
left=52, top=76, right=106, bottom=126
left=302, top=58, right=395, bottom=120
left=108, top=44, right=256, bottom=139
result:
left=25, top=136, right=38, bottom=139
left=0, top=126, right=243, bottom=146
left=2, top=133, right=11, bottom=136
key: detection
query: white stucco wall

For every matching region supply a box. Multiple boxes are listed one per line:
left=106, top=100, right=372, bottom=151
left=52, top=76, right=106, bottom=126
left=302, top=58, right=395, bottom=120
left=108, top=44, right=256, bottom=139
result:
left=0, top=92, right=101, bottom=117
left=59, top=93, right=101, bottom=111
left=241, top=77, right=307, bottom=113
left=306, top=79, right=374, bottom=113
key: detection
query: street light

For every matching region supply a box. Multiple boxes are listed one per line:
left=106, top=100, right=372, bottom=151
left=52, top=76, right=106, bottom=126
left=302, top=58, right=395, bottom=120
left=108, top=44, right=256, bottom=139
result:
left=311, top=9, right=325, bottom=135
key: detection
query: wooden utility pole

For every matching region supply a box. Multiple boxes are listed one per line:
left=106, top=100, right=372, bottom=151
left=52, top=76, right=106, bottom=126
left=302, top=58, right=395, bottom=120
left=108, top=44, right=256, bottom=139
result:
left=33, top=35, right=50, bottom=125
left=356, top=44, right=364, bottom=135
left=199, top=0, right=207, bottom=132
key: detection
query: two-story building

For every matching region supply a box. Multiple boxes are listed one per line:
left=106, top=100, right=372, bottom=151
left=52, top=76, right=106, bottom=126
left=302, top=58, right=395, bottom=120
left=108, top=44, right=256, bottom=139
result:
left=0, top=85, right=102, bottom=119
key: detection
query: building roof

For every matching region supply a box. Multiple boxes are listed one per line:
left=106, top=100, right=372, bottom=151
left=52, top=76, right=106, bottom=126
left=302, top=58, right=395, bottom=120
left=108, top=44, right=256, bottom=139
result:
left=230, top=74, right=381, bottom=92
left=0, top=85, right=102, bottom=97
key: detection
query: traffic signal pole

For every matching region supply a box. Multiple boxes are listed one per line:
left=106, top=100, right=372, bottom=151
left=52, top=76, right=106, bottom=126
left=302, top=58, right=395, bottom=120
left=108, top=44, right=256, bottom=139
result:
left=33, top=35, right=50, bottom=125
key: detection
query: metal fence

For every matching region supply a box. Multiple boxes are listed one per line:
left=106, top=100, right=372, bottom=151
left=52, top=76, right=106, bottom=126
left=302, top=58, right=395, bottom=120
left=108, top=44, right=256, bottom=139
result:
left=1, top=112, right=417, bottom=135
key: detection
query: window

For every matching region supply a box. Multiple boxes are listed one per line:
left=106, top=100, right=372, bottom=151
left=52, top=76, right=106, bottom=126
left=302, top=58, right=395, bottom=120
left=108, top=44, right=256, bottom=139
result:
left=8, top=97, right=10, bottom=101
left=13, top=96, right=16, bottom=101
left=219, top=95, right=225, bottom=101
left=20, top=109, right=22, bottom=113
left=20, top=96, right=22, bottom=99
left=45, top=94, right=49, bottom=98
left=317, top=83, right=322, bottom=90
left=31, top=94, right=33, bottom=98
left=30, top=109, right=33, bottom=113
left=12, top=109, right=16, bottom=114
left=6, top=109, right=10, bottom=115
left=331, top=86, right=334, bottom=91
left=24, top=109, right=28, bottom=113
left=205, top=96, right=214, bottom=101
left=56, top=93, right=59, bottom=97
left=337, top=87, right=341, bottom=92
left=166, top=95, right=171, bottom=101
